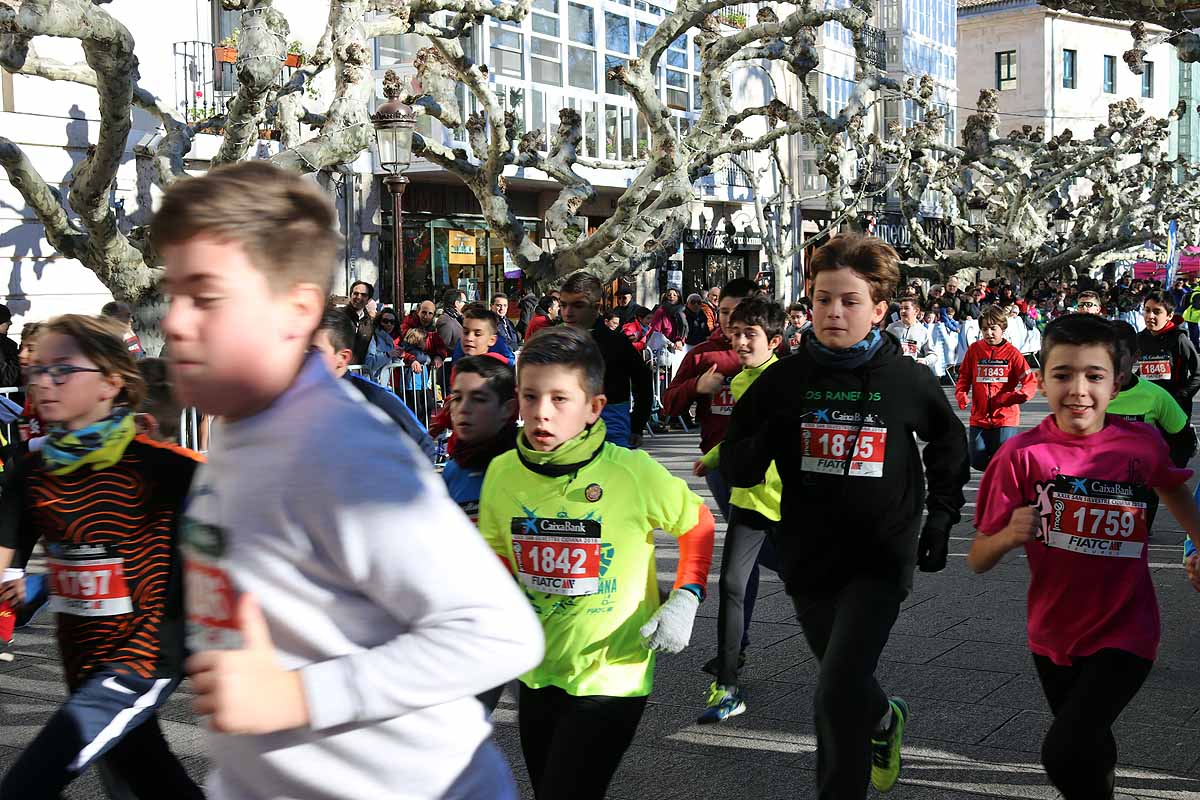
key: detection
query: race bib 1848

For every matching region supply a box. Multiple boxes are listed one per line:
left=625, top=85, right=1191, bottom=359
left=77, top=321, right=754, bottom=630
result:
left=1045, top=475, right=1150, bottom=559
left=47, top=545, right=132, bottom=617
left=511, top=517, right=602, bottom=596
left=1136, top=357, right=1172, bottom=381
left=976, top=359, right=1009, bottom=384
left=800, top=422, right=888, bottom=478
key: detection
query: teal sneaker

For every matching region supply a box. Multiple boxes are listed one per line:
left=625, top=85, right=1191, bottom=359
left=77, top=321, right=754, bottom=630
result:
left=698, top=682, right=746, bottom=724
left=870, top=697, right=909, bottom=793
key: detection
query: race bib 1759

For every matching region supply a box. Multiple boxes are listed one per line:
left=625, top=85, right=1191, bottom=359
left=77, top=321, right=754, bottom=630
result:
left=1045, top=475, right=1150, bottom=559
left=510, top=517, right=602, bottom=596
left=800, top=422, right=887, bottom=478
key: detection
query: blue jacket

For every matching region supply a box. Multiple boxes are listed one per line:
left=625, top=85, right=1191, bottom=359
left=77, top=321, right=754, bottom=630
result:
left=442, top=459, right=485, bottom=521
left=344, top=373, right=437, bottom=462
left=451, top=335, right=516, bottom=366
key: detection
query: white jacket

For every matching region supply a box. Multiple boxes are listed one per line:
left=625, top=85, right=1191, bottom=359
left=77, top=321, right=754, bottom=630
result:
left=886, top=321, right=942, bottom=375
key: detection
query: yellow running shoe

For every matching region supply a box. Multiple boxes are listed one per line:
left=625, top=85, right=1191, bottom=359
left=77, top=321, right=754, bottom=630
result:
left=870, top=697, right=909, bottom=793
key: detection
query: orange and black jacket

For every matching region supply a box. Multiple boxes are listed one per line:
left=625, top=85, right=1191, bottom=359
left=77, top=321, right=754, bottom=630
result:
left=0, top=436, right=201, bottom=688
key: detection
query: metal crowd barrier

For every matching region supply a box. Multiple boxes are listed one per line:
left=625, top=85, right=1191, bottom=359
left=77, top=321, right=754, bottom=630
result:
left=643, top=348, right=690, bottom=436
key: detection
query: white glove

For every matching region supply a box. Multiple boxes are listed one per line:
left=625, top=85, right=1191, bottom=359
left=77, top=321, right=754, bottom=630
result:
left=639, top=589, right=700, bottom=654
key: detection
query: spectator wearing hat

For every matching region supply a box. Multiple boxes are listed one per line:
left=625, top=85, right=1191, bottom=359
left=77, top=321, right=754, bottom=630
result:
left=684, top=293, right=714, bottom=348
left=614, top=282, right=646, bottom=327
left=0, top=304, right=18, bottom=387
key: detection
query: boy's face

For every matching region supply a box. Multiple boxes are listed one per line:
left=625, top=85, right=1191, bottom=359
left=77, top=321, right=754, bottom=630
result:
left=32, top=332, right=123, bottom=429
left=1144, top=299, right=1170, bottom=332
left=518, top=363, right=605, bottom=452
left=728, top=321, right=781, bottom=368
left=162, top=235, right=323, bottom=419
left=898, top=300, right=918, bottom=325
left=812, top=269, right=887, bottom=350
left=559, top=291, right=597, bottom=329
left=311, top=330, right=353, bottom=378
left=450, top=371, right=514, bottom=444
left=717, top=295, right=743, bottom=336
left=461, top=318, right=498, bottom=356
left=788, top=309, right=806, bottom=328
left=982, top=322, right=1006, bottom=345
left=1038, top=343, right=1119, bottom=437
left=605, top=315, right=621, bottom=331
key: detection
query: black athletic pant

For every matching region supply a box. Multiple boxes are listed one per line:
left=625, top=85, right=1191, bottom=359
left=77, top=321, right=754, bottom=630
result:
left=793, top=577, right=906, bottom=800
left=716, top=508, right=777, bottom=686
left=1033, top=648, right=1153, bottom=800
left=518, top=683, right=648, bottom=800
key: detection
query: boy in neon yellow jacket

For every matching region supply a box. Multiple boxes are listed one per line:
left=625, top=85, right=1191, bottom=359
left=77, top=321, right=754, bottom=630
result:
left=693, top=297, right=786, bottom=722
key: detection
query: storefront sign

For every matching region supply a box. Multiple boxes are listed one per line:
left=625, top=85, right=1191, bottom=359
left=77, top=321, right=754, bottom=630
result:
left=448, top=230, right=477, bottom=264
left=685, top=229, right=762, bottom=251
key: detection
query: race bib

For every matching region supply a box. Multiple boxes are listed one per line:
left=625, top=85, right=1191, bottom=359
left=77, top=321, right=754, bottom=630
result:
left=510, top=517, right=602, bottom=596
left=976, top=359, right=1009, bottom=384
left=182, top=518, right=242, bottom=650
left=47, top=545, right=132, bottom=617
left=1044, top=475, right=1149, bottom=559
left=902, top=339, right=919, bottom=356
left=710, top=376, right=734, bottom=417
left=801, top=422, right=888, bottom=478
left=1136, top=357, right=1172, bottom=381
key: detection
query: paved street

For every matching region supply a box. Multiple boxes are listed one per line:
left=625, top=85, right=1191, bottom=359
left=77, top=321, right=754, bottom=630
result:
left=3, top=390, right=1200, bottom=798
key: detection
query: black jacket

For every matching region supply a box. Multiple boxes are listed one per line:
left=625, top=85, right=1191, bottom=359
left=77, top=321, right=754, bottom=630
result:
left=591, top=319, right=653, bottom=436
left=1135, top=325, right=1200, bottom=407
left=720, top=332, right=968, bottom=596
left=341, top=306, right=374, bottom=366
left=0, top=335, right=19, bottom=388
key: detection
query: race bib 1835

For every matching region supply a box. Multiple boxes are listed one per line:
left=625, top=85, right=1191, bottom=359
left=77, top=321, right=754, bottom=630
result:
left=46, top=545, right=132, bottom=617
left=510, top=517, right=602, bottom=596
left=800, top=422, right=888, bottom=478
left=1045, top=475, right=1150, bottom=559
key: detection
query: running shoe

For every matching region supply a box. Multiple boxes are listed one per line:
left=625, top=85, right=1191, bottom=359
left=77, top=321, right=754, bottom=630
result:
left=698, top=682, right=746, bottom=724
left=870, top=697, right=909, bottom=793
left=701, top=649, right=746, bottom=677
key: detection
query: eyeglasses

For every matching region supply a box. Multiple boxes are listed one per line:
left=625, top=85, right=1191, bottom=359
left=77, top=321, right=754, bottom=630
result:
left=1078, top=302, right=1100, bottom=309
left=379, top=318, right=397, bottom=326
left=28, top=364, right=103, bottom=385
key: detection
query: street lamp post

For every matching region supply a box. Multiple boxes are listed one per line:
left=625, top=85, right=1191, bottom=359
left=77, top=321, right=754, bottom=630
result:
left=372, top=70, right=417, bottom=313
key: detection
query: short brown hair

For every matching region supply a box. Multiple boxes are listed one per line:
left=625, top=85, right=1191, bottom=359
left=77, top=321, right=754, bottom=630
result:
left=809, top=234, right=900, bottom=304
left=561, top=271, right=604, bottom=305
left=41, top=314, right=146, bottom=408
left=151, top=161, right=340, bottom=293
left=981, top=305, right=1008, bottom=330
left=463, top=303, right=499, bottom=334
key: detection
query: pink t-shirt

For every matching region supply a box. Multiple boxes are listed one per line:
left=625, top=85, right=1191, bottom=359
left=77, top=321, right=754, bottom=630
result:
left=976, top=414, right=1191, bottom=665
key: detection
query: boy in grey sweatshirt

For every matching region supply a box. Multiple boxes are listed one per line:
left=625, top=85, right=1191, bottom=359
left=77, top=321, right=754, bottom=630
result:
left=153, top=162, right=544, bottom=799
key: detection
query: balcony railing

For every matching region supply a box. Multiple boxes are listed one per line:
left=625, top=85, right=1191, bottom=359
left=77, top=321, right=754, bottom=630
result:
left=173, top=41, right=299, bottom=125
left=862, top=24, right=886, bottom=70
left=717, top=3, right=757, bottom=29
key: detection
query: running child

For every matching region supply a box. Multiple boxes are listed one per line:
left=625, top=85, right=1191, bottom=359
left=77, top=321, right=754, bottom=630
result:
left=443, top=355, right=517, bottom=522
left=0, top=315, right=204, bottom=799
left=476, top=325, right=715, bottom=799
left=1109, top=320, right=1196, bottom=468
left=692, top=296, right=785, bottom=723
left=885, top=295, right=940, bottom=375
left=1137, top=290, right=1200, bottom=417
left=955, top=305, right=1037, bottom=471
left=154, top=161, right=544, bottom=800
left=721, top=233, right=969, bottom=798
left=968, top=313, right=1200, bottom=800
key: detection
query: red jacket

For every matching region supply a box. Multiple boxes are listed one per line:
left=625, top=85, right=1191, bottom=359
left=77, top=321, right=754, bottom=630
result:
left=400, top=312, right=449, bottom=361
left=622, top=320, right=650, bottom=352
left=955, top=339, right=1036, bottom=428
left=661, top=329, right=742, bottom=453
left=525, top=313, right=553, bottom=339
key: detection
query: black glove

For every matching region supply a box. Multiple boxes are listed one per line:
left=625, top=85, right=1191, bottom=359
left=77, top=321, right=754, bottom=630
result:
left=917, top=525, right=949, bottom=572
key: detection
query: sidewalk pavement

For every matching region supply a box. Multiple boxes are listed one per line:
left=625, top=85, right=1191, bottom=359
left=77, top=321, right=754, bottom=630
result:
left=2, top=391, right=1200, bottom=798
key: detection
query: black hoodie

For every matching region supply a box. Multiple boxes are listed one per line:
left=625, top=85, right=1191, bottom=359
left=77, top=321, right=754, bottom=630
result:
left=720, top=332, right=969, bottom=597
left=1134, top=324, right=1200, bottom=409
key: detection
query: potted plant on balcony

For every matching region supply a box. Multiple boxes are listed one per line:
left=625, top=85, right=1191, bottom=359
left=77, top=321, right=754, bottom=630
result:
left=284, top=40, right=307, bottom=68
left=214, top=29, right=239, bottom=64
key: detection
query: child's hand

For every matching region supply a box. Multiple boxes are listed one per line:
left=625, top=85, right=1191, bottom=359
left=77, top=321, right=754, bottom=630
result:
left=187, top=594, right=310, bottom=735
left=1003, top=506, right=1039, bottom=549
left=1186, top=553, right=1200, bottom=592
left=956, top=393, right=969, bottom=410
left=696, top=364, right=724, bottom=395
left=0, top=577, right=24, bottom=608
left=692, top=458, right=708, bottom=477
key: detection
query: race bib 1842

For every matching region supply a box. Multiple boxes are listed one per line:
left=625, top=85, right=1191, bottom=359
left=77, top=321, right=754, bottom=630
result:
left=800, top=422, right=888, bottom=478
left=47, top=545, right=132, bottom=617
left=1045, top=475, right=1150, bottom=559
left=1136, top=357, right=1172, bottom=381
left=976, top=359, right=1009, bottom=384
left=510, top=517, right=602, bottom=596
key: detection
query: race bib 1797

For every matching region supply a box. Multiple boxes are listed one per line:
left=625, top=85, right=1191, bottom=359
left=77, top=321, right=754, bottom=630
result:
left=46, top=545, right=132, bottom=617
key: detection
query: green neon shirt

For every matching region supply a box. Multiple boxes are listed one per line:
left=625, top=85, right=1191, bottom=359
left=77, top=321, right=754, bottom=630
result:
left=1108, top=375, right=1188, bottom=433
left=478, top=419, right=704, bottom=697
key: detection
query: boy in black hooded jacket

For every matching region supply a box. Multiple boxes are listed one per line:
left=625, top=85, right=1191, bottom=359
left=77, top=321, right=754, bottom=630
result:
left=721, top=233, right=969, bottom=800
left=1137, top=290, right=1200, bottom=417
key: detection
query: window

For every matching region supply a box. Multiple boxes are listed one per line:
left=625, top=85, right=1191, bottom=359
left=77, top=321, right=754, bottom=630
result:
left=621, top=107, right=634, bottom=159
left=1103, top=54, right=1116, bottom=93
left=995, top=50, right=1016, bottom=91
left=531, top=37, right=562, bottom=86
left=1142, top=60, right=1154, bottom=98
left=378, top=34, right=424, bottom=66
left=1062, top=49, right=1076, bottom=89
left=636, top=22, right=656, bottom=55
left=568, top=3, right=594, bottom=45
left=490, top=26, right=524, bottom=79
left=605, top=105, right=619, bottom=159
left=605, top=55, right=626, bottom=95
left=667, top=36, right=687, bottom=69
left=666, top=69, right=688, bottom=110
left=883, top=99, right=900, bottom=137
left=568, top=46, right=595, bottom=90
left=532, top=89, right=547, bottom=151
left=605, top=13, right=629, bottom=53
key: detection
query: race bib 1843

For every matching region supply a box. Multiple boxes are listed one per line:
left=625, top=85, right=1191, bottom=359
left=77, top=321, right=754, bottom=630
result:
left=976, top=359, right=1009, bottom=384
left=800, top=422, right=888, bottom=478
left=1136, top=357, right=1172, bottom=381
left=510, top=517, right=602, bottom=596
left=1045, top=475, right=1150, bottom=559
left=47, top=545, right=132, bottom=617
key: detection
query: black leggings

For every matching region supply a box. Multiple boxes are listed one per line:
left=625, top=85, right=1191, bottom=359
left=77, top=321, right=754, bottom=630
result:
left=1033, top=648, right=1153, bottom=800
left=793, top=577, right=906, bottom=800
left=715, top=508, right=777, bottom=686
left=518, top=683, right=648, bottom=800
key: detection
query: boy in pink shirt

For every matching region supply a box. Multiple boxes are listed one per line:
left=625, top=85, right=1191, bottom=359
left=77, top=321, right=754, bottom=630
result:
left=969, top=313, right=1200, bottom=800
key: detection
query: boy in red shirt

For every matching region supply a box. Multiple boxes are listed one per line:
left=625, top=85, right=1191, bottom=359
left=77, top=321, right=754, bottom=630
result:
left=969, top=313, right=1200, bottom=800
left=955, top=305, right=1036, bottom=471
